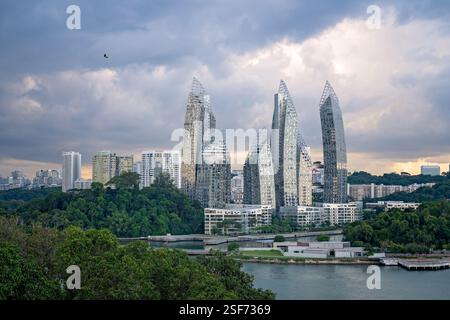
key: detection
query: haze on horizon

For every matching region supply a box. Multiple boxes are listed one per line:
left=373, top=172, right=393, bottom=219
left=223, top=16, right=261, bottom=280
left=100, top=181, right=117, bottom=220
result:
left=1, top=0, right=450, bottom=179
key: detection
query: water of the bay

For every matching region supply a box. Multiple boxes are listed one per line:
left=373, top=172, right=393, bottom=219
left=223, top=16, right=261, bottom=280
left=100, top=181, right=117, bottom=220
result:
left=242, top=263, right=450, bottom=300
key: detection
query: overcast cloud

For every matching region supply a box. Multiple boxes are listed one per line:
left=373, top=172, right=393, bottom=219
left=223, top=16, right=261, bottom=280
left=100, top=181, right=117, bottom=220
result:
left=1, top=0, right=450, bottom=177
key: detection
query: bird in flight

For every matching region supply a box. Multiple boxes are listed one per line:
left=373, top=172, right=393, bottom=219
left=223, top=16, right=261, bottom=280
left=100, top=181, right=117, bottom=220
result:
left=104, top=53, right=109, bottom=59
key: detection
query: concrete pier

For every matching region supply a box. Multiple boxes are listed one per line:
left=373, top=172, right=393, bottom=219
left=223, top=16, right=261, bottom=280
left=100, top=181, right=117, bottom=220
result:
left=398, top=259, right=450, bottom=271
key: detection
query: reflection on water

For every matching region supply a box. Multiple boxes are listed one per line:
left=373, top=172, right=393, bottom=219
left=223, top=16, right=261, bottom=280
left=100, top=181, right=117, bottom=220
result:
left=242, top=263, right=450, bottom=300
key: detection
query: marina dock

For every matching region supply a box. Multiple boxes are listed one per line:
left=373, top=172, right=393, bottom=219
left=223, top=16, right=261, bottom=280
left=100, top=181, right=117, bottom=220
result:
left=398, top=259, right=450, bottom=271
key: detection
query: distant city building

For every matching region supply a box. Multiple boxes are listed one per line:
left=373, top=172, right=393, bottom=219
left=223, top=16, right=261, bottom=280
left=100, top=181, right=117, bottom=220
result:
left=420, top=165, right=440, bottom=176
left=32, top=169, right=62, bottom=188
left=320, top=81, right=348, bottom=203
left=62, top=151, right=81, bottom=192
left=181, top=78, right=216, bottom=200
left=116, top=154, right=134, bottom=175
left=74, top=178, right=92, bottom=190
left=348, top=183, right=435, bottom=201
left=141, top=150, right=181, bottom=188
left=243, top=133, right=276, bottom=208
left=92, top=151, right=134, bottom=185
left=365, top=201, right=421, bottom=211
left=133, top=161, right=142, bottom=176
left=92, top=151, right=117, bottom=184
left=0, top=170, right=31, bottom=190
left=204, top=204, right=273, bottom=235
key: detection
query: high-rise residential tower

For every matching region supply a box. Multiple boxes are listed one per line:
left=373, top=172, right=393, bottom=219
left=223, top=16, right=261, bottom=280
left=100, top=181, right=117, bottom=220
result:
left=62, top=151, right=81, bottom=192
left=181, top=78, right=216, bottom=200
left=271, top=80, right=299, bottom=208
left=116, top=154, right=134, bottom=176
left=319, top=81, right=348, bottom=203
left=92, top=151, right=117, bottom=184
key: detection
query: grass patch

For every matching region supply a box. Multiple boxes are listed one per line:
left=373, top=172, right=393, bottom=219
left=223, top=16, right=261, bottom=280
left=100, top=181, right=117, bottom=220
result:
left=239, top=250, right=284, bottom=258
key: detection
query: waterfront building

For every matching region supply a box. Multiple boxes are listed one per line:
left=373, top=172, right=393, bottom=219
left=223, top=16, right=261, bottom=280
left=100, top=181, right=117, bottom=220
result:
left=181, top=77, right=216, bottom=200
left=324, top=202, right=362, bottom=225
left=273, top=241, right=364, bottom=258
left=62, top=151, right=81, bottom=192
left=319, top=81, right=348, bottom=203
left=420, top=165, right=440, bottom=176
left=280, top=202, right=362, bottom=228
left=204, top=204, right=273, bottom=235
left=141, top=150, right=181, bottom=188
left=280, top=205, right=325, bottom=228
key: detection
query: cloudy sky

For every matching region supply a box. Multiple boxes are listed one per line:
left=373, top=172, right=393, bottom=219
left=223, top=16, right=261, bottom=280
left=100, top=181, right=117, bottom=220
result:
left=1, top=0, right=450, bottom=178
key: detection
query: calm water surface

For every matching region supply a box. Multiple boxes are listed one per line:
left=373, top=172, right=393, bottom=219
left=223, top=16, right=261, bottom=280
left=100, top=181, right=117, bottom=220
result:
left=242, top=263, right=450, bottom=300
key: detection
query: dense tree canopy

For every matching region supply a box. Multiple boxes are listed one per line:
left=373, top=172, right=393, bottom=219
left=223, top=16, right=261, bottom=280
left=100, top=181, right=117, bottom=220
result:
left=348, top=171, right=449, bottom=186
left=0, top=174, right=204, bottom=237
left=344, top=201, right=450, bottom=253
left=0, top=216, right=274, bottom=300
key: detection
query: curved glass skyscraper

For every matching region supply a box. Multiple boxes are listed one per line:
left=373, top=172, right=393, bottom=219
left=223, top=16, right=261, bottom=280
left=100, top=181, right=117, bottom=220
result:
left=181, top=77, right=216, bottom=199
left=319, top=81, right=348, bottom=203
left=272, top=80, right=299, bottom=207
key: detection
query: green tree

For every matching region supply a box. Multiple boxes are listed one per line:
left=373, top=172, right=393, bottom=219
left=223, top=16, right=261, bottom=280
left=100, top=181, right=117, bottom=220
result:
left=273, top=235, right=285, bottom=242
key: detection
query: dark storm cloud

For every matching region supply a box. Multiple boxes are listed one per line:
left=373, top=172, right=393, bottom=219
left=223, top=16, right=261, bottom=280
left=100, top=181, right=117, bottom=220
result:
left=0, top=0, right=450, bottom=175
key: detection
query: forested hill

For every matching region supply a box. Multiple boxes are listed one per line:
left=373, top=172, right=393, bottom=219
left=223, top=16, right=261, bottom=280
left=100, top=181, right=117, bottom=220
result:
left=0, top=186, right=61, bottom=201
left=0, top=173, right=204, bottom=237
left=348, top=171, right=449, bottom=186
left=344, top=200, right=450, bottom=253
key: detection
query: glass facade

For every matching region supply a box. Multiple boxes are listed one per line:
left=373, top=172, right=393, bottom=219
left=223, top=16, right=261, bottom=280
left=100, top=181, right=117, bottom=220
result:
left=320, top=81, right=348, bottom=203
left=272, top=80, right=299, bottom=207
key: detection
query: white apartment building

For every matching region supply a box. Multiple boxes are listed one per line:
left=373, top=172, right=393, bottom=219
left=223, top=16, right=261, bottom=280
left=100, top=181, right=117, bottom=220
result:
left=204, top=204, right=273, bottom=235
left=366, top=201, right=421, bottom=211
left=347, top=183, right=435, bottom=201
left=62, top=151, right=81, bottom=192
left=280, top=206, right=325, bottom=227
left=141, top=150, right=181, bottom=188
left=280, top=202, right=362, bottom=227
left=324, top=202, right=363, bottom=225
